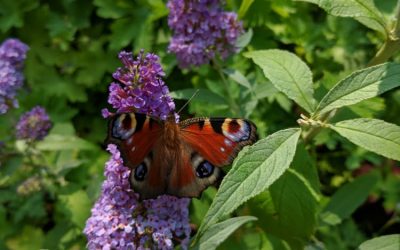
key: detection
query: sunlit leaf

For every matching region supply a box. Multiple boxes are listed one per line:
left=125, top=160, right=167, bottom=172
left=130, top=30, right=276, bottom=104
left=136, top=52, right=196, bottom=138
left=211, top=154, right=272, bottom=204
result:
left=196, top=128, right=301, bottom=240
left=194, top=216, right=257, bottom=250
left=315, top=63, right=400, bottom=116
left=246, top=49, right=317, bottom=113
left=296, top=0, right=387, bottom=35
left=59, top=190, right=92, bottom=228
left=330, top=118, right=400, bottom=161
left=358, top=234, right=400, bottom=250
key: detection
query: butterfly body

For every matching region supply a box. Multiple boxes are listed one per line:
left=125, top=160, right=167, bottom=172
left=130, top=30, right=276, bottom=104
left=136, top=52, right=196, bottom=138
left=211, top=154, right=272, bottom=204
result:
left=107, top=112, right=257, bottom=200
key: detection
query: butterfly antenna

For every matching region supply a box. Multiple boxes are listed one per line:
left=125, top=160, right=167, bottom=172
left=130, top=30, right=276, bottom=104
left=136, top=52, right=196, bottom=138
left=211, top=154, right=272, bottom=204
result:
left=177, top=89, right=200, bottom=115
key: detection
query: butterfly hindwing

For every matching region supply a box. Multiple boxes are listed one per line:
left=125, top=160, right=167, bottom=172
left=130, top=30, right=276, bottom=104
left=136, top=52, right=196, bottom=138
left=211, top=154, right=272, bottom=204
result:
left=166, top=145, right=224, bottom=198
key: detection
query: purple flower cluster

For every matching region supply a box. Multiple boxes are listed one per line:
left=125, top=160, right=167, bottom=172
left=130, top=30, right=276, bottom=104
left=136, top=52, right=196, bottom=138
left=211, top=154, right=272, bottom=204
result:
left=103, top=51, right=176, bottom=120
left=0, top=39, right=29, bottom=114
left=16, top=106, right=52, bottom=141
left=167, top=0, right=244, bottom=68
left=84, top=145, right=191, bottom=250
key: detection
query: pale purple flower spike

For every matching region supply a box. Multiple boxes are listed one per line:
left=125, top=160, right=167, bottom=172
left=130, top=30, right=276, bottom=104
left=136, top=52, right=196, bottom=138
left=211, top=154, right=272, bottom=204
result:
left=0, top=38, right=29, bottom=114
left=84, top=145, right=191, bottom=250
left=16, top=106, right=52, bottom=141
left=103, top=50, right=177, bottom=121
left=167, top=0, right=244, bottom=68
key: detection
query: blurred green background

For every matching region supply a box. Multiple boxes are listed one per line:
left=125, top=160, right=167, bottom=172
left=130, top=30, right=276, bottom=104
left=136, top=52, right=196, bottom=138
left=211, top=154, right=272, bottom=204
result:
left=0, top=0, right=399, bottom=249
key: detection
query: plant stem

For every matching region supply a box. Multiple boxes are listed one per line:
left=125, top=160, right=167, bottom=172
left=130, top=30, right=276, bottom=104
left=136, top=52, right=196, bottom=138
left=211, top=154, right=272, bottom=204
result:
left=212, top=58, right=242, bottom=116
left=368, top=0, right=400, bottom=66
left=301, top=109, right=336, bottom=143
left=367, top=38, right=400, bottom=66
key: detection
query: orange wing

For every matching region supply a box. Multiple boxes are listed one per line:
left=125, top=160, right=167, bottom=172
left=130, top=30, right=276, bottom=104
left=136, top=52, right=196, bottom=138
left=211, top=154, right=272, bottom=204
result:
left=106, top=112, right=161, bottom=169
left=179, top=117, right=257, bottom=166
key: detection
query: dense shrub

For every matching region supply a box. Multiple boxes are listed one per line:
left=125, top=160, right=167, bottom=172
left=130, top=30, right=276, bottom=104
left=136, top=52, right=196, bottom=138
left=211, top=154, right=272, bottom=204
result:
left=0, top=0, right=399, bottom=249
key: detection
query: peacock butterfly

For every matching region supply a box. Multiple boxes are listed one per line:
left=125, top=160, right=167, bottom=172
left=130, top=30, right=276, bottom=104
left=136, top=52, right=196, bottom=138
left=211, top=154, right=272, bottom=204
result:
left=106, top=112, right=257, bottom=200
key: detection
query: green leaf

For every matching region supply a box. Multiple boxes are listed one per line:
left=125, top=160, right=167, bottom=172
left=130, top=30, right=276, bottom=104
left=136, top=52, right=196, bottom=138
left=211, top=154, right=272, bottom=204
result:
left=109, top=17, right=143, bottom=50
left=245, top=49, right=317, bottom=113
left=291, top=143, right=320, bottom=197
left=321, top=173, right=378, bottom=225
left=59, top=190, right=92, bottom=228
left=0, top=206, right=11, bottom=239
left=170, top=88, right=226, bottom=105
left=269, top=169, right=318, bottom=248
left=330, top=118, right=400, bottom=161
left=51, top=122, right=75, bottom=135
left=249, top=144, right=320, bottom=248
left=347, top=97, right=386, bottom=118
left=253, top=81, right=279, bottom=100
left=93, top=0, right=134, bottom=18
left=194, top=216, right=257, bottom=250
left=238, top=0, right=255, bottom=18
left=43, top=223, right=71, bottom=250
left=358, top=234, right=400, bottom=250
left=15, top=193, right=46, bottom=223
left=36, top=134, right=97, bottom=151
left=316, top=63, right=400, bottom=116
left=296, top=0, right=387, bottom=35
left=6, top=226, right=44, bottom=250
left=235, top=28, right=253, bottom=51
left=196, top=128, right=301, bottom=240
left=0, top=0, right=38, bottom=32
left=190, top=188, right=217, bottom=225
left=224, top=69, right=252, bottom=89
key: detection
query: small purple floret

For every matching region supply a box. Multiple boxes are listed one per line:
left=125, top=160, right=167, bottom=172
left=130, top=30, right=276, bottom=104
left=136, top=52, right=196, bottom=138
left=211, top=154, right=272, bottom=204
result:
left=104, top=50, right=176, bottom=121
left=16, top=106, right=52, bottom=141
left=84, top=145, right=191, bottom=250
left=0, top=38, right=29, bottom=114
left=0, top=38, right=29, bottom=69
left=167, top=0, right=244, bottom=68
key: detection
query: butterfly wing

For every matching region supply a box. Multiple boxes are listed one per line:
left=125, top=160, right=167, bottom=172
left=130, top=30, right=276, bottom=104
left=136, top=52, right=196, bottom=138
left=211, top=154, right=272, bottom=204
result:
left=106, top=112, right=166, bottom=197
left=179, top=117, right=257, bottom=166
left=166, top=117, right=257, bottom=197
left=107, top=114, right=257, bottom=200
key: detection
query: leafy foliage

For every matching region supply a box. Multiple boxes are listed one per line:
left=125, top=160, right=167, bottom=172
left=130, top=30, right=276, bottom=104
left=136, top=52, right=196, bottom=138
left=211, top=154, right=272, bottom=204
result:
left=1, top=0, right=400, bottom=249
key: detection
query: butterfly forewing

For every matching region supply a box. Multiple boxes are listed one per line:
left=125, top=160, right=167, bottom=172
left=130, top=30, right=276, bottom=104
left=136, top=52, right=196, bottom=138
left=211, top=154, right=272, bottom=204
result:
left=179, top=117, right=258, bottom=166
left=106, top=113, right=162, bottom=168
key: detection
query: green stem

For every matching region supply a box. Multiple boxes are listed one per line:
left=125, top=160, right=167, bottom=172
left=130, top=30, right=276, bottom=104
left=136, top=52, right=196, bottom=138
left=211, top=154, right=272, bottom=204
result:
left=212, top=58, right=242, bottom=116
left=302, top=109, right=336, bottom=144
left=393, top=0, right=400, bottom=37
left=367, top=38, right=400, bottom=66
left=368, top=0, right=400, bottom=66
